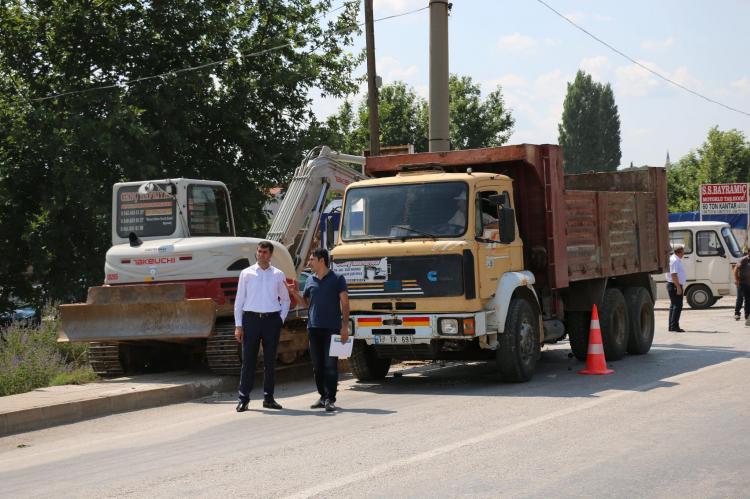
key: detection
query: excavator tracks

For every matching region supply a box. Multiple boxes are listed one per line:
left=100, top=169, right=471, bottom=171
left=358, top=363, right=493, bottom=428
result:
left=205, top=320, right=242, bottom=375
left=88, top=342, right=125, bottom=377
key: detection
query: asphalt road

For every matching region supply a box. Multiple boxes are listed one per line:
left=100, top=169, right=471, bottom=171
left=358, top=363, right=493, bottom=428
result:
left=1, top=300, right=748, bottom=498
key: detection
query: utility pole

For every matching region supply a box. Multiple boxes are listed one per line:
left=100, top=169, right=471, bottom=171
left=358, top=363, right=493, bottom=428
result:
left=364, top=0, right=380, bottom=156
left=429, top=0, right=450, bottom=152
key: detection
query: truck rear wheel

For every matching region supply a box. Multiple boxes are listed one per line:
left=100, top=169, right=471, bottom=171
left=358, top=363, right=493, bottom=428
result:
left=497, top=298, right=540, bottom=382
left=625, top=287, right=654, bottom=355
left=686, top=284, right=714, bottom=309
left=600, top=288, right=628, bottom=361
left=565, top=312, right=591, bottom=362
left=349, top=340, right=391, bottom=381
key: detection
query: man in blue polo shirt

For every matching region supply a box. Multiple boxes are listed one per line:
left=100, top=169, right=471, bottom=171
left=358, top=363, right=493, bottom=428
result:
left=288, top=248, right=349, bottom=412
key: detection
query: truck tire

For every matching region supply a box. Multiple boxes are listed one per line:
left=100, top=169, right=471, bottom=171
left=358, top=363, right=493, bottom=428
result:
left=566, top=311, right=591, bottom=362
left=497, top=298, right=540, bottom=382
left=349, top=340, right=391, bottom=381
left=600, top=288, right=628, bottom=361
left=625, top=287, right=654, bottom=355
left=686, top=284, right=713, bottom=309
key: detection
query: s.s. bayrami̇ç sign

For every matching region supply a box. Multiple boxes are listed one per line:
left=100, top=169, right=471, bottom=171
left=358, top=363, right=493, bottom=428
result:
left=700, top=183, right=749, bottom=215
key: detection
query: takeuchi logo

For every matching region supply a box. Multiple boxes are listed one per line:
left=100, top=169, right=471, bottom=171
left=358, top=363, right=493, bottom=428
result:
left=133, top=257, right=176, bottom=265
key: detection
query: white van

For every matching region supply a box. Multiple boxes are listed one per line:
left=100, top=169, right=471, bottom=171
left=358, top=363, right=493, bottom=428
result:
left=654, top=221, right=744, bottom=308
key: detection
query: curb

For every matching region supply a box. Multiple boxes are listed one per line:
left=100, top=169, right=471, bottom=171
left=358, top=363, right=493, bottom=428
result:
left=0, top=375, right=236, bottom=437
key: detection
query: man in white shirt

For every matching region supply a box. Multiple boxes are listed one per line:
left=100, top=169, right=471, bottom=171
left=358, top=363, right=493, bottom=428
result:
left=665, top=244, right=687, bottom=332
left=234, top=241, right=290, bottom=411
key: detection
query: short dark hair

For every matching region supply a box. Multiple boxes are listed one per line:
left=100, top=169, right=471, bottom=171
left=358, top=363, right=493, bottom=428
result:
left=257, top=240, right=274, bottom=253
left=311, top=248, right=329, bottom=267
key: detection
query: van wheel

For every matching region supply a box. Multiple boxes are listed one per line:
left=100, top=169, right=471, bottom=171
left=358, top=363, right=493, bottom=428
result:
left=349, top=340, right=391, bottom=381
left=600, top=288, right=628, bottom=361
left=497, top=298, right=540, bottom=382
left=565, top=311, right=591, bottom=362
left=686, top=284, right=713, bottom=309
left=625, top=287, right=654, bottom=355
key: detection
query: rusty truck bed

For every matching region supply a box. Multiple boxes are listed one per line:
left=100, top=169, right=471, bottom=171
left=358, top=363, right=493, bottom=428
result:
left=364, top=144, right=669, bottom=290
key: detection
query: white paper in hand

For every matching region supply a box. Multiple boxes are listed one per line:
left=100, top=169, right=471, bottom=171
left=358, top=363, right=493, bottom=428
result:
left=329, top=335, right=353, bottom=358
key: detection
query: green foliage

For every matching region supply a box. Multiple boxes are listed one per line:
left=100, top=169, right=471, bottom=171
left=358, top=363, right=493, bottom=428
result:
left=667, top=126, right=750, bottom=212
left=558, top=70, right=621, bottom=173
left=322, top=75, right=514, bottom=154
left=0, top=313, right=95, bottom=396
left=0, top=0, right=362, bottom=307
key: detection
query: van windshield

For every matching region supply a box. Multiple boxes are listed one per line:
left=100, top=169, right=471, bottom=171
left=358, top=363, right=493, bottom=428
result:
left=342, top=182, right=468, bottom=240
left=721, top=227, right=742, bottom=258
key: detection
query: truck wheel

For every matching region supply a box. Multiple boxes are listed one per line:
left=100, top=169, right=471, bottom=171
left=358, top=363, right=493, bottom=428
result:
left=686, top=284, right=713, bottom=309
left=625, top=287, right=654, bottom=355
left=349, top=340, right=391, bottom=381
left=497, top=298, right=540, bottom=382
left=565, top=311, right=591, bottom=362
left=600, top=288, right=628, bottom=361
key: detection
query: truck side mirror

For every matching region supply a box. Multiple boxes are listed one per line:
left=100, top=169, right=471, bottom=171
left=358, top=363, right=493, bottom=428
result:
left=717, top=245, right=726, bottom=258
left=499, top=207, right=516, bottom=244
left=325, top=218, right=336, bottom=249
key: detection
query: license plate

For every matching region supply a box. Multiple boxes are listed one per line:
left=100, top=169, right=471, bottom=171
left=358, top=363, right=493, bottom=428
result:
left=373, top=335, right=414, bottom=344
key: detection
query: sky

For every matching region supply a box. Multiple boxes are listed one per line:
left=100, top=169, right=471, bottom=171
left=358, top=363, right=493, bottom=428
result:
left=311, top=0, right=750, bottom=167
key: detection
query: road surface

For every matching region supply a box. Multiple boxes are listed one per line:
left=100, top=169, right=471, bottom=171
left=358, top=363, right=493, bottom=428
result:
left=1, top=301, right=748, bottom=498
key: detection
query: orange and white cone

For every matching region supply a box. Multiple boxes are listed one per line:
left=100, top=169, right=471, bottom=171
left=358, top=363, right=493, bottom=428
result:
left=578, top=304, right=614, bottom=375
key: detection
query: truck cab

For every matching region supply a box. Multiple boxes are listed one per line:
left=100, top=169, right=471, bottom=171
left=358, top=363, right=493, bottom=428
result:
left=654, top=221, right=743, bottom=308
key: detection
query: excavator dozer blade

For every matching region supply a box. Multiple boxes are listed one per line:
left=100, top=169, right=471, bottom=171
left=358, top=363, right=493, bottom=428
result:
left=58, top=283, right=216, bottom=342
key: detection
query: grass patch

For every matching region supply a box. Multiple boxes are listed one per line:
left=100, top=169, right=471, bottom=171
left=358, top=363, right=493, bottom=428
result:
left=0, top=307, right=97, bottom=396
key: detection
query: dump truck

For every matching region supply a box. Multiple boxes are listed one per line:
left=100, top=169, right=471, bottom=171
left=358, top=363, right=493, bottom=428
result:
left=332, top=144, right=669, bottom=382
left=58, top=146, right=365, bottom=375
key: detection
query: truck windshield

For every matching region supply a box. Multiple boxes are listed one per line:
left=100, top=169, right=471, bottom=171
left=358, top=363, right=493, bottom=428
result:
left=721, top=227, right=742, bottom=258
left=342, top=182, right=468, bottom=240
left=188, top=184, right=233, bottom=236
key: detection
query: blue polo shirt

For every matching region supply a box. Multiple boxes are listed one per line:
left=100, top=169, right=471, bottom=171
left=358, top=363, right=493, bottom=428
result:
left=303, top=270, right=348, bottom=329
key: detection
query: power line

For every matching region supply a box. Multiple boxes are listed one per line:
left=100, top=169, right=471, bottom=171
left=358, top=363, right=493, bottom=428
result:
left=535, top=0, right=750, bottom=119
left=29, top=3, right=429, bottom=103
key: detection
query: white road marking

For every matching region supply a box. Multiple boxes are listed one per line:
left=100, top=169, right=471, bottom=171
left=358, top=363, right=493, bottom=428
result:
left=283, top=354, right=749, bottom=499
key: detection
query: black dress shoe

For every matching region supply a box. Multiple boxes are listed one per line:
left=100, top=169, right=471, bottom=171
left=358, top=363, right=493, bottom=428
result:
left=263, top=399, right=283, bottom=410
left=310, top=397, right=326, bottom=409
left=673, top=328, right=686, bottom=332
left=236, top=400, right=249, bottom=412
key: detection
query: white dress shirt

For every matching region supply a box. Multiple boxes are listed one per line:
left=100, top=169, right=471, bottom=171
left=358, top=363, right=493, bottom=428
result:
left=234, top=263, right=291, bottom=326
left=665, top=254, right=687, bottom=286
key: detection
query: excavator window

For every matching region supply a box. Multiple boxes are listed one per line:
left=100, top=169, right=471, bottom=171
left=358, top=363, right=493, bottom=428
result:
left=187, top=185, right=233, bottom=236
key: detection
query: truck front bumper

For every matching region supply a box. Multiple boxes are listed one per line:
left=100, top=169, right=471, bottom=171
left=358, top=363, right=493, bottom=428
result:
left=353, top=312, right=488, bottom=345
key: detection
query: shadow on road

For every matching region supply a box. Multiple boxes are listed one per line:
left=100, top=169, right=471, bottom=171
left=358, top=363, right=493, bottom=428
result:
left=348, top=341, right=749, bottom=400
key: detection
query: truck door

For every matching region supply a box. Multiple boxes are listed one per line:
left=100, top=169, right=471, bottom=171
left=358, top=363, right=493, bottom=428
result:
left=695, top=230, right=729, bottom=285
left=669, top=229, right=695, bottom=280
left=475, top=189, right=510, bottom=298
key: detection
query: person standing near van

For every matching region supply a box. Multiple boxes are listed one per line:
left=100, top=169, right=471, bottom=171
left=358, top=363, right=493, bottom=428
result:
left=666, top=245, right=687, bottom=332
left=734, top=247, right=750, bottom=326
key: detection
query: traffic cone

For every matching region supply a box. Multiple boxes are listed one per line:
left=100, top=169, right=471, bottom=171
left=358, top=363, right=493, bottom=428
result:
left=578, top=304, right=614, bottom=375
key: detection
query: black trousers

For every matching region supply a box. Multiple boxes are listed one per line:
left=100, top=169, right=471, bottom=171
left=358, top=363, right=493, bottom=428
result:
left=667, top=283, right=683, bottom=331
left=238, top=312, right=282, bottom=403
left=738, top=284, right=750, bottom=319
left=308, top=327, right=339, bottom=403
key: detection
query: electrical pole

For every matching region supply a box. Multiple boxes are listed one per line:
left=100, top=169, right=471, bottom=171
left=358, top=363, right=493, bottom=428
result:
left=429, top=0, right=450, bottom=152
left=364, top=0, right=380, bottom=156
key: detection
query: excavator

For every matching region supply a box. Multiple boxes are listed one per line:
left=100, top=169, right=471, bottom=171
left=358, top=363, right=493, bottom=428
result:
left=58, top=146, right=365, bottom=375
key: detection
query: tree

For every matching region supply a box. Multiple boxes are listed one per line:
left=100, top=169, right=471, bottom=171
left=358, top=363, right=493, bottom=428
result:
left=324, top=75, right=514, bottom=154
left=0, top=0, right=362, bottom=308
left=667, top=127, right=750, bottom=212
left=558, top=70, right=621, bottom=173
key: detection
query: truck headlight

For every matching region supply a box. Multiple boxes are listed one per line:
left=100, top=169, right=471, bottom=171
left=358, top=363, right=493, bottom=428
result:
left=439, top=318, right=459, bottom=335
